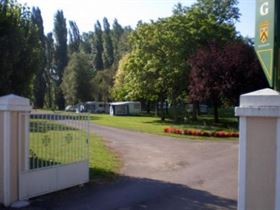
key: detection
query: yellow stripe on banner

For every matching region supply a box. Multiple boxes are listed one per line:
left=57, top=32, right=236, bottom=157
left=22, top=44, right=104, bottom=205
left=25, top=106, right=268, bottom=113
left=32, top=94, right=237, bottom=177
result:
left=257, top=49, right=273, bottom=82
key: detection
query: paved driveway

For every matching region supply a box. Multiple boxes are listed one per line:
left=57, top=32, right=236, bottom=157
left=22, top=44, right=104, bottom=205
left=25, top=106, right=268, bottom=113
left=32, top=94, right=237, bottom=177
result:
left=5, top=123, right=238, bottom=210
left=91, top=124, right=238, bottom=201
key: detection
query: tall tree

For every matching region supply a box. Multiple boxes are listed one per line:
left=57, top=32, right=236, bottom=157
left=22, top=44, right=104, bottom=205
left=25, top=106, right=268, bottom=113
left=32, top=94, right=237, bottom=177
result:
left=45, top=32, right=56, bottom=108
left=91, top=69, right=115, bottom=101
left=69, top=20, right=81, bottom=54
left=102, top=17, right=114, bottom=68
left=61, top=53, right=93, bottom=105
left=0, top=0, right=40, bottom=97
left=112, top=19, right=124, bottom=66
left=188, top=42, right=267, bottom=123
left=194, top=0, right=240, bottom=24
left=172, top=3, right=188, bottom=16
left=111, top=0, right=240, bottom=121
left=53, top=10, right=68, bottom=109
left=80, top=32, right=93, bottom=54
left=115, top=18, right=195, bottom=120
left=32, top=7, right=46, bottom=108
left=93, top=20, right=104, bottom=71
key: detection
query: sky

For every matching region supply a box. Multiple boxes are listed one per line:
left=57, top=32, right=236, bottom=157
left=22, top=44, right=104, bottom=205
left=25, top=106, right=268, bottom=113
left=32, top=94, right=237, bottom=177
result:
left=17, top=0, right=256, bottom=38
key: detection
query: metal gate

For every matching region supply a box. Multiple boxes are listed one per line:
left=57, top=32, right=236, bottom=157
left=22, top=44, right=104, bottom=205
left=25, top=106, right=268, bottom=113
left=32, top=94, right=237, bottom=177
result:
left=18, top=112, right=89, bottom=200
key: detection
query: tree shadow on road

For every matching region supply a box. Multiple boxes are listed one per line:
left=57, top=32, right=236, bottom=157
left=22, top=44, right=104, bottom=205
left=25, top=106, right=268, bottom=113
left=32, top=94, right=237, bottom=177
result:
left=4, top=171, right=237, bottom=210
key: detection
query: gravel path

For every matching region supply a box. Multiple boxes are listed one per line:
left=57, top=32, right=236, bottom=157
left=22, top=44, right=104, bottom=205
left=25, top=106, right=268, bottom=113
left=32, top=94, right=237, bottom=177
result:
left=5, top=123, right=238, bottom=210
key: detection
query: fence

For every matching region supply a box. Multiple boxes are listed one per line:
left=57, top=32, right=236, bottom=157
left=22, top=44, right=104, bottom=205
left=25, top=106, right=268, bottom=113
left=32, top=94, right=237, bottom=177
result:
left=29, top=113, right=89, bottom=169
left=18, top=112, right=90, bottom=201
left=0, top=95, right=90, bottom=206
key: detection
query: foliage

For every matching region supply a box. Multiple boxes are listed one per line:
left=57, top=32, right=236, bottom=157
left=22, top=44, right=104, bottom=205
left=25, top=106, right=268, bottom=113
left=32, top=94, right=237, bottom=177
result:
left=44, top=32, right=56, bottom=108
left=193, top=0, right=240, bottom=24
left=93, top=21, right=104, bottom=71
left=112, top=0, right=239, bottom=121
left=61, top=53, right=93, bottom=105
left=0, top=0, right=40, bottom=97
left=102, top=17, right=114, bottom=68
left=53, top=10, right=68, bottom=109
left=91, top=68, right=115, bottom=102
left=112, top=19, right=124, bottom=65
left=111, top=54, right=130, bottom=100
left=188, top=41, right=268, bottom=122
left=69, top=20, right=81, bottom=54
left=32, top=7, right=47, bottom=108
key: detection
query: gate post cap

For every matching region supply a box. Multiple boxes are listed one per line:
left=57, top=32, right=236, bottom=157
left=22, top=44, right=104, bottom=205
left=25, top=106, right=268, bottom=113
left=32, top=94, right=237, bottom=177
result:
left=240, top=88, right=280, bottom=107
left=0, top=94, right=31, bottom=111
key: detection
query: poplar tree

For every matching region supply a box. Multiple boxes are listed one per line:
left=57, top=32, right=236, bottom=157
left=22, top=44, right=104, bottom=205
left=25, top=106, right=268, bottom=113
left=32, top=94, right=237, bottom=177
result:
left=53, top=10, right=68, bottom=109
left=45, top=32, right=55, bottom=108
left=102, top=17, right=114, bottom=68
left=32, top=7, right=46, bottom=108
left=69, top=20, right=81, bottom=54
left=112, top=18, right=124, bottom=65
left=93, top=20, right=104, bottom=71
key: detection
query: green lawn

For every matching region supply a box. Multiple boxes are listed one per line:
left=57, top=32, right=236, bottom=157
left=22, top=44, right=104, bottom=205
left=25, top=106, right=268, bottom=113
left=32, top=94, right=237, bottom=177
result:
left=90, top=112, right=239, bottom=141
left=29, top=118, right=120, bottom=182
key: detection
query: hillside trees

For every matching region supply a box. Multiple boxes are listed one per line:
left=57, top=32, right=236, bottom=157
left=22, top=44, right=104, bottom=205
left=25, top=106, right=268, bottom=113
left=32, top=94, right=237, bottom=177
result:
left=0, top=0, right=40, bottom=97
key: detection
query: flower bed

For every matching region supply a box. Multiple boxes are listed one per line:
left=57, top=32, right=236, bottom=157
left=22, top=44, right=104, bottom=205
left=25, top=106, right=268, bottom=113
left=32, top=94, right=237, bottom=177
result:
left=164, top=127, right=239, bottom=138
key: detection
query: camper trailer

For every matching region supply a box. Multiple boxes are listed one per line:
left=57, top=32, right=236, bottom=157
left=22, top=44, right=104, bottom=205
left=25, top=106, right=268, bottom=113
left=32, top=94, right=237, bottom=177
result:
left=84, top=101, right=108, bottom=113
left=109, top=101, right=141, bottom=116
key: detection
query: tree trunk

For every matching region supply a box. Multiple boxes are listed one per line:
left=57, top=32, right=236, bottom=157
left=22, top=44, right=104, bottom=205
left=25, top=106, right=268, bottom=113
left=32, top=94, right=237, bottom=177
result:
left=146, top=101, right=150, bottom=114
left=155, top=101, right=158, bottom=117
left=192, top=101, right=198, bottom=121
left=213, top=99, right=219, bottom=123
left=160, top=97, right=165, bottom=121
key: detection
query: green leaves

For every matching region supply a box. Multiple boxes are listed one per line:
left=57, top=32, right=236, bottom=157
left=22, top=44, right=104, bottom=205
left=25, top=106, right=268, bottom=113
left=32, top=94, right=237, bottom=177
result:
left=61, top=53, right=93, bottom=105
left=0, top=0, right=40, bottom=97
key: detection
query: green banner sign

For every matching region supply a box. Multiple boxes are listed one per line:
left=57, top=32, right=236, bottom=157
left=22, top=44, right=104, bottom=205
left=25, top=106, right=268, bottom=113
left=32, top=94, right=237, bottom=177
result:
left=255, top=0, right=278, bottom=88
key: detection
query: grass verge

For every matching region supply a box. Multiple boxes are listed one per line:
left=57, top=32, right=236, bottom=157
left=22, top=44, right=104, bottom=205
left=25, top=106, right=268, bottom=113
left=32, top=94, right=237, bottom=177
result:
left=89, top=133, right=120, bottom=182
left=30, top=118, right=120, bottom=183
left=90, top=113, right=238, bottom=141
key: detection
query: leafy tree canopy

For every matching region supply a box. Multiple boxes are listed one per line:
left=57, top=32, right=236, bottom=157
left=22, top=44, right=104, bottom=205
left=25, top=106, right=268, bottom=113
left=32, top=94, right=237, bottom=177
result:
left=61, top=53, right=93, bottom=105
left=188, top=41, right=268, bottom=122
left=0, top=0, right=40, bottom=97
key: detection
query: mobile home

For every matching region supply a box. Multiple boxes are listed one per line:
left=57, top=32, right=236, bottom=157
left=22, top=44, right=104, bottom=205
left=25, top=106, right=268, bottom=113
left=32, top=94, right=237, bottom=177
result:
left=84, top=101, right=108, bottom=113
left=109, top=101, right=141, bottom=116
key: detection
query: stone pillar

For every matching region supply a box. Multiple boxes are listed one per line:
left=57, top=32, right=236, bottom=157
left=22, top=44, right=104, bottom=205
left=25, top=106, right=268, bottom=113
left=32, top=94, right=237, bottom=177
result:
left=0, top=94, right=31, bottom=206
left=235, top=88, right=280, bottom=210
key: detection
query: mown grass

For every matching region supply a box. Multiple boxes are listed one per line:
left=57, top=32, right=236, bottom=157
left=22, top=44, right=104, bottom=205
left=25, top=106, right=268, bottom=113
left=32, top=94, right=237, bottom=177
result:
left=89, top=134, right=120, bottom=182
left=29, top=118, right=120, bottom=182
left=90, top=111, right=239, bottom=141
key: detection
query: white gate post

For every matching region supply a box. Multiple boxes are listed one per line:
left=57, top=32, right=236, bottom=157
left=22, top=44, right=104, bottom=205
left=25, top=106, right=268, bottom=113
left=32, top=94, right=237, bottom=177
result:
left=235, top=88, right=280, bottom=210
left=0, top=94, right=31, bottom=206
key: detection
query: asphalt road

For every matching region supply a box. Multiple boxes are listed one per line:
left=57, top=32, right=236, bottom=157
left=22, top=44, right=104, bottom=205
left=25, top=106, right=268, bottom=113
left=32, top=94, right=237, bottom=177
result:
left=5, top=123, right=238, bottom=210
left=90, top=124, right=238, bottom=203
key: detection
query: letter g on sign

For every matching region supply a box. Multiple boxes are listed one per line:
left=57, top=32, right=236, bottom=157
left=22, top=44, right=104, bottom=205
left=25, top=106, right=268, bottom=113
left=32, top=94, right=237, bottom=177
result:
left=260, top=2, right=269, bottom=16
